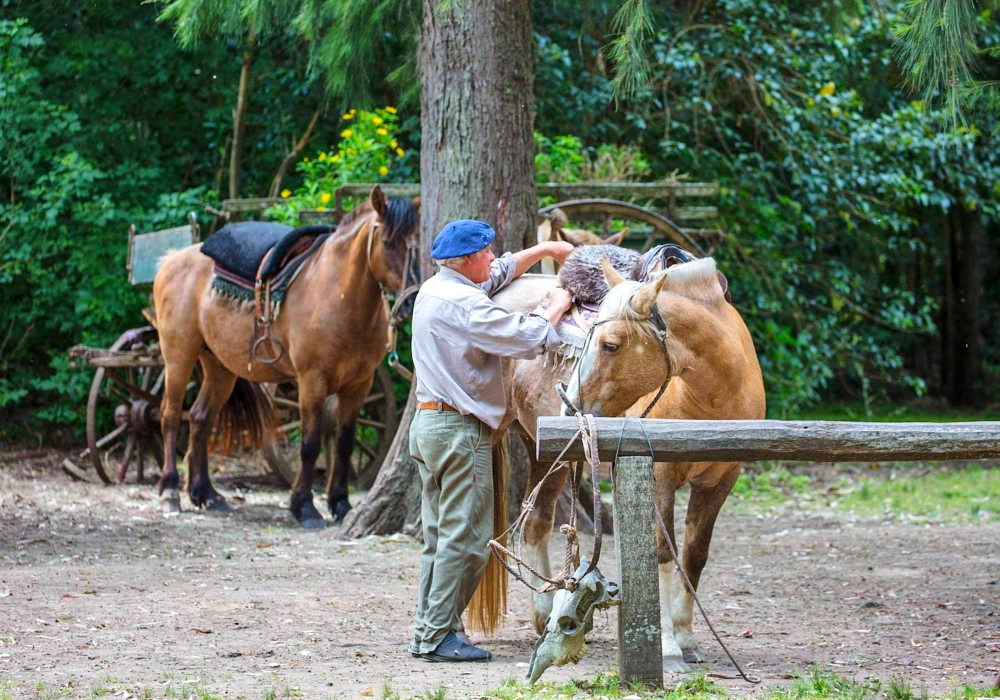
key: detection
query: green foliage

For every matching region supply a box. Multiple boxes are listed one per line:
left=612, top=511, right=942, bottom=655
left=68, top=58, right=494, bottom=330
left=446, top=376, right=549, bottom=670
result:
left=534, top=133, right=650, bottom=184
left=266, top=107, right=409, bottom=224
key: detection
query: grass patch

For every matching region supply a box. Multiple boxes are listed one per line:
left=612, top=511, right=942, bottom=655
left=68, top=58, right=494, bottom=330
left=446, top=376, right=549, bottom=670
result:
left=729, top=462, right=998, bottom=522
left=793, top=401, right=1000, bottom=423
left=481, top=671, right=1000, bottom=700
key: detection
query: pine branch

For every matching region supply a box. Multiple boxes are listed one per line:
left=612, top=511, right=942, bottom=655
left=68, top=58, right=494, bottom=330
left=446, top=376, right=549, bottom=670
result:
left=607, top=0, right=654, bottom=100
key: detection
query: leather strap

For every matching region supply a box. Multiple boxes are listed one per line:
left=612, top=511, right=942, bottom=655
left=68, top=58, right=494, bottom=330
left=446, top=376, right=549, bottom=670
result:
left=417, top=401, right=459, bottom=412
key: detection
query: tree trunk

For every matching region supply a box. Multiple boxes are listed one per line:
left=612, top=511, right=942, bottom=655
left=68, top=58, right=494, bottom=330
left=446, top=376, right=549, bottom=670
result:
left=940, top=212, right=957, bottom=399
left=957, top=208, right=985, bottom=405
left=268, top=107, right=323, bottom=198
left=345, top=0, right=537, bottom=537
left=229, top=43, right=255, bottom=200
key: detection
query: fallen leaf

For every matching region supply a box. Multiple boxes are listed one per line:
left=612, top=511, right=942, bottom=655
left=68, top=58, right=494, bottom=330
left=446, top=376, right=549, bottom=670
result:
left=61, top=593, right=78, bottom=599
left=189, top=628, right=212, bottom=634
left=361, top=688, right=374, bottom=697
left=256, top=543, right=272, bottom=549
left=741, top=629, right=753, bottom=638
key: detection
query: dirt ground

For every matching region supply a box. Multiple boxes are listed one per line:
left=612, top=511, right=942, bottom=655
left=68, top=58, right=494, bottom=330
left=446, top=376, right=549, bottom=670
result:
left=1, top=450, right=998, bottom=699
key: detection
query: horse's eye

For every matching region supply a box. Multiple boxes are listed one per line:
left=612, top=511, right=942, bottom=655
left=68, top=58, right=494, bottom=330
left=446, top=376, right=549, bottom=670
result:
left=601, top=342, right=619, bottom=353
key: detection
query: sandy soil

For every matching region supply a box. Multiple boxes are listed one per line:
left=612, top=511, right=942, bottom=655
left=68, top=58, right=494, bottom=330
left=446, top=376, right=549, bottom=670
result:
left=1, top=450, right=998, bottom=699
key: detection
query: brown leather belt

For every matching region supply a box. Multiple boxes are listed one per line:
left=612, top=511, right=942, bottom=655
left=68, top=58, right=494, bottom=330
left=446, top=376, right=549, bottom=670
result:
left=417, top=400, right=459, bottom=412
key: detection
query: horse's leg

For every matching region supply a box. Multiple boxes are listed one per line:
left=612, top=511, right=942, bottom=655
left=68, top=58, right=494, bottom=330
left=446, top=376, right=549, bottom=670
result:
left=672, top=463, right=741, bottom=665
left=290, top=373, right=328, bottom=529
left=157, top=353, right=198, bottom=514
left=655, top=465, right=688, bottom=672
left=326, top=389, right=365, bottom=525
left=518, top=431, right=570, bottom=635
left=185, top=354, right=236, bottom=511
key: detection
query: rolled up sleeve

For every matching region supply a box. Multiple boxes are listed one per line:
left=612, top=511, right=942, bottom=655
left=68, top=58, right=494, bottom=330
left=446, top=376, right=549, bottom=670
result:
left=479, top=252, right=517, bottom=297
left=467, top=297, right=560, bottom=360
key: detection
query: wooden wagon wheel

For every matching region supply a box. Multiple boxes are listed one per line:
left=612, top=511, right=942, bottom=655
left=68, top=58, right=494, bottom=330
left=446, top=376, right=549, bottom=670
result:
left=84, top=327, right=196, bottom=485
left=263, top=364, right=401, bottom=489
left=538, top=198, right=711, bottom=255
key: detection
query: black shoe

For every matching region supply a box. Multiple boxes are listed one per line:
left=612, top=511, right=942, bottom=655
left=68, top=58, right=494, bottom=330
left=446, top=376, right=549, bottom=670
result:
left=421, top=631, right=492, bottom=663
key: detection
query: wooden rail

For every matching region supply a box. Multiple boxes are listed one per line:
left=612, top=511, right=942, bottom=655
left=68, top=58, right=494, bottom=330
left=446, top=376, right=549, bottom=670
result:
left=536, top=418, right=1000, bottom=462
left=534, top=416, right=1000, bottom=687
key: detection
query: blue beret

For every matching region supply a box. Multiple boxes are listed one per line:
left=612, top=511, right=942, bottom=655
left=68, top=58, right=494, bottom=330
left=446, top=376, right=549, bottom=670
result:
left=430, top=219, right=495, bottom=260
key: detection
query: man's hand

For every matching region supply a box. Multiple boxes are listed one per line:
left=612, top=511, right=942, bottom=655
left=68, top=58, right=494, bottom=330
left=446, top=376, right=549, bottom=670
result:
left=546, top=241, right=576, bottom=265
left=543, top=288, right=573, bottom=327
left=511, top=241, right=578, bottom=278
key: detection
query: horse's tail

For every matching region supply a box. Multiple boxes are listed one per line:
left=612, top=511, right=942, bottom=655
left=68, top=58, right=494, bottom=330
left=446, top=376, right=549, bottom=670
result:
left=212, top=379, right=276, bottom=454
left=466, top=434, right=510, bottom=636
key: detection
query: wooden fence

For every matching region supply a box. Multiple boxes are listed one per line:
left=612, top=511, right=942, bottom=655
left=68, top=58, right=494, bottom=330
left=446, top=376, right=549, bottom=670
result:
left=535, top=417, right=1000, bottom=687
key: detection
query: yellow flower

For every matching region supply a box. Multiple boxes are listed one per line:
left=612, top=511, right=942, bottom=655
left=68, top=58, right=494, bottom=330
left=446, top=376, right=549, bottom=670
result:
left=331, top=154, right=340, bottom=162
left=807, top=98, right=815, bottom=107
left=396, top=148, right=405, bottom=157
left=280, top=189, right=291, bottom=198
left=350, top=108, right=356, bottom=114
left=385, top=106, right=397, bottom=114
left=390, top=140, right=398, bottom=148
left=342, top=113, right=354, bottom=120
left=318, top=152, right=326, bottom=161
left=376, top=128, right=388, bottom=136
left=371, top=116, right=384, bottom=126
left=341, top=129, right=353, bottom=138
left=830, top=106, right=841, bottom=118
left=316, top=206, right=328, bottom=212
left=320, top=192, right=332, bottom=203
left=379, top=166, right=389, bottom=176
left=819, top=81, right=836, bottom=97
left=303, top=157, right=309, bottom=162
left=347, top=148, right=356, bottom=154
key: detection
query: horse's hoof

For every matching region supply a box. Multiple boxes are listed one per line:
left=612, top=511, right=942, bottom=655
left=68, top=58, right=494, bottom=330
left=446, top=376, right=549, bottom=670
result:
left=662, top=656, right=691, bottom=674
left=161, top=489, right=182, bottom=515
left=205, top=495, right=232, bottom=513
left=301, top=518, right=326, bottom=530
left=331, top=499, right=352, bottom=525
left=292, top=497, right=325, bottom=529
left=683, top=647, right=707, bottom=665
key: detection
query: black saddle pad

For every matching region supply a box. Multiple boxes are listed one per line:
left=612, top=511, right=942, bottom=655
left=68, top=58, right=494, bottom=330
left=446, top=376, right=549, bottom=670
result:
left=201, top=222, right=336, bottom=281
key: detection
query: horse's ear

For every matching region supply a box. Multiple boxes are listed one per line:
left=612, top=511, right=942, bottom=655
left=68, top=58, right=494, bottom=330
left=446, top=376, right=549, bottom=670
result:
left=630, top=271, right=669, bottom=316
left=600, top=258, right=626, bottom=288
left=411, top=196, right=421, bottom=213
left=562, top=228, right=599, bottom=247
left=603, top=229, right=627, bottom=247
left=550, top=208, right=568, bottom=231
left=370, top=186, right=387, bottom=217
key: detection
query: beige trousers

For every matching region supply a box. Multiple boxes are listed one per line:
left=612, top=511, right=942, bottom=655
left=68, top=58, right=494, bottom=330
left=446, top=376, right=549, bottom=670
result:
left=408, top=408, right=493, bottom=654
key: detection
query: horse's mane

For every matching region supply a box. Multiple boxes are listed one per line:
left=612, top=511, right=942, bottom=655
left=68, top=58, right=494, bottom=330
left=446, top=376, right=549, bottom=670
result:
left=335, top=198, right=418, bottom=248
left=595, top=258, right=722, bottom=339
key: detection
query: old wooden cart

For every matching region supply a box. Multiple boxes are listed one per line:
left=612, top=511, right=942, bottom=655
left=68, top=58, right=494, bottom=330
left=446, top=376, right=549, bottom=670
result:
left=65, top=214, right=400, bottom=488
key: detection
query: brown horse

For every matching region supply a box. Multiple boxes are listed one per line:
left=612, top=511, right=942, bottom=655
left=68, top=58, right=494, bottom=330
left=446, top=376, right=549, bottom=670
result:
left=473, top=257, right=763, bottom=672
left=152, top=187, right=420, bottom=528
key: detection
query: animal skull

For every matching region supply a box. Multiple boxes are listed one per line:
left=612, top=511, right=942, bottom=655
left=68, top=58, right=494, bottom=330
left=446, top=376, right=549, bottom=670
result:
left=524, top=558, right=620, bottom=685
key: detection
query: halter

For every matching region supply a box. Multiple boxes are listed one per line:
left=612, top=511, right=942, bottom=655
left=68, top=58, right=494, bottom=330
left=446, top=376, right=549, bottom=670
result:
left=558, top=296, right=674, bottom=419
left=366, top=214, right=420, bottom=381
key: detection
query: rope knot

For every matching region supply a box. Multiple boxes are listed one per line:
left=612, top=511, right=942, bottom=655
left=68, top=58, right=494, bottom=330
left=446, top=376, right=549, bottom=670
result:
left=559, top=523, right=578, bottom=543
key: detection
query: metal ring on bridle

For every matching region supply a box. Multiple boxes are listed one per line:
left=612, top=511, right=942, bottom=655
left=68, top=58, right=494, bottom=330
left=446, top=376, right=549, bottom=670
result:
left=251, top=334, right=284, bottom=364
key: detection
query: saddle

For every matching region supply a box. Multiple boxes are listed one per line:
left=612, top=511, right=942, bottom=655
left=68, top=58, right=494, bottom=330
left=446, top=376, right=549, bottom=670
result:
left=201, top=221, right=337, bottom=365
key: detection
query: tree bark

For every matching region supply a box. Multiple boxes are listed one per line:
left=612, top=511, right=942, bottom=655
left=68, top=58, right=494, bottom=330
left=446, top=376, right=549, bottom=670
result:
left=345, top=0, right=537, bottom=536
left=268, top=108, right=323, bottom=198
left=229, top=43, right=256, bottom=200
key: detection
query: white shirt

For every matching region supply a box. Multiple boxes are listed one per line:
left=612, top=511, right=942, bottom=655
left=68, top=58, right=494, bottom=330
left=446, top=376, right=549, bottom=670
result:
left=411, top=252, right=560, bottom=429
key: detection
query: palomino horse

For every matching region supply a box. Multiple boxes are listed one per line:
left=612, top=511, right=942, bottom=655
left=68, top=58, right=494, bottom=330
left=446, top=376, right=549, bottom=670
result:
left=152, top=187, right=420, bottom=528
left=467, top=256, right=763, bottom=672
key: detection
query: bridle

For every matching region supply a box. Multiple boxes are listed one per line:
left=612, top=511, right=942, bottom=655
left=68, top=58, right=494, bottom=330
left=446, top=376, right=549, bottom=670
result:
left=558, top=297, right=674, bottom=419
left=366, top=215, right=420, bottom=381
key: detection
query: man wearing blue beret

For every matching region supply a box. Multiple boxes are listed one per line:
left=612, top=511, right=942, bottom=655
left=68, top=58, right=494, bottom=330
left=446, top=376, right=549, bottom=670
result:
left=408, top=219, right=573, bottom=662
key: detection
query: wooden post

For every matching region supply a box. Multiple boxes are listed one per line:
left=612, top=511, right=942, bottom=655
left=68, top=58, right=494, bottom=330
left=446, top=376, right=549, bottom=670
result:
left=612, top=455, right=663, bottom=687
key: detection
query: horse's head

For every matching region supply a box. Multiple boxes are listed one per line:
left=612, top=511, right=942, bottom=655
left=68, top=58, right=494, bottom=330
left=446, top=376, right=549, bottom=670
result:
left=368, top=186, right=421, bottom=292
left=564, top=259, right=670, bottom=417
left=547, top=208, right=628, bottom=248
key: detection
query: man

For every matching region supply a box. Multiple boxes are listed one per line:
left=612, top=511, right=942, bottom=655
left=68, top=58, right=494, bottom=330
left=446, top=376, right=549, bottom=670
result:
left=409, top=219, right=574, bottom=662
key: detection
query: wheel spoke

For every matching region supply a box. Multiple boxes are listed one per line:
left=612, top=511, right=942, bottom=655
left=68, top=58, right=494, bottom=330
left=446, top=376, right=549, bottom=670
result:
left=150, top=368, right=166, bottom=395
left=271, top=397, right=299, bottom=410
left=278, top=420, right=301, bottom=434
left=95, top=423, right=129, bottom=450
left=363, top=392, right=385, bottom=405
left=355, top=440, right=377, bottom=460
left=357, top=418, right=386, bottom=430
left=117, top=434, right=136, bottom=483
